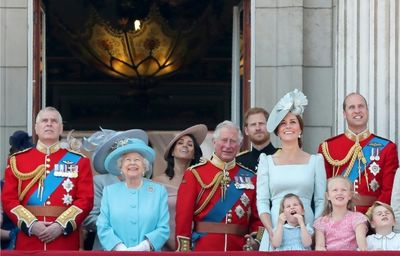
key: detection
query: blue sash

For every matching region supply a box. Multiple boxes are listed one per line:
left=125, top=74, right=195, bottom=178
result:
left=27, top=152, right=81, bottom=205
left=344, top=136, right=389, bottom=182
left=192, top=168, right=254, bottom=243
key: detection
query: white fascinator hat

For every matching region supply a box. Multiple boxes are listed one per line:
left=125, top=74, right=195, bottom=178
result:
left=267, top=89, right=308, bottom=133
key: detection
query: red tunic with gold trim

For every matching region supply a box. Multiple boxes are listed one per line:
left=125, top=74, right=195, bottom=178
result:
left=318, top=130, right=398, bottom=213
left=1, top=141, right=94, bottom=250
left=175, top=154, right=261, bottom=251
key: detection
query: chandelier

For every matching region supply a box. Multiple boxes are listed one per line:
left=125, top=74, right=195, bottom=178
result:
left=49, top=0, right=222, bottom=79
left=85, top=5, right=188, bottom=78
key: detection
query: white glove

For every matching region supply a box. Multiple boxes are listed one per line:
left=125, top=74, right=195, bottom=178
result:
left=127, top=239, right=151, bottom=251
left=113, top=243, right=128, bottom=251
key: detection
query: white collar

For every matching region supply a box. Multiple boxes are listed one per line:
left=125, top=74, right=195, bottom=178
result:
left=373, top=232, right=396, bottom=239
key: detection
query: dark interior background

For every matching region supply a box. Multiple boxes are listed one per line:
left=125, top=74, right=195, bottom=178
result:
left=44, top=0, right=239, bottom=131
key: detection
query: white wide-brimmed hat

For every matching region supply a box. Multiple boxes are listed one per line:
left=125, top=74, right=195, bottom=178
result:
left=105, top=138, right=156, bottom=176
left=267, top=89, right=308, bottom=133
left=83, top=128, right=148, bottom=174
left=164, top=124, right=208, bottom=160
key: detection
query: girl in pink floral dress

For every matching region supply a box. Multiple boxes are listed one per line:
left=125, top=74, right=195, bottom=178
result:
left=314, top=176, right=368, bottom=250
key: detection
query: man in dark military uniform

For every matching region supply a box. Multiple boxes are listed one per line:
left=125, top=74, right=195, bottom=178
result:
left=2, top=107, right=94, bottom=250
left=236, top=107, right=277, bottom=172
left=318, top=93, right=398, bottom=213
left=175, top=121, right=261, bottom=251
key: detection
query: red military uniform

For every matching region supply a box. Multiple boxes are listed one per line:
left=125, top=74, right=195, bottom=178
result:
left=175, top=154, right=261, bottom=251
left=1, top=141, right=94, bottom=250
left=318, top=129, right=398, bottom=213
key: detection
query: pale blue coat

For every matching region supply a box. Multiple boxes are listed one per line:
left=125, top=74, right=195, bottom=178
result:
left=257, top=153, right=326, bottom=250
left=97, top=179, right=169, bottom=251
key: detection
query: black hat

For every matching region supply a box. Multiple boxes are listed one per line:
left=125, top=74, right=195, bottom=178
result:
left=9, top=130, right=33, bottom=152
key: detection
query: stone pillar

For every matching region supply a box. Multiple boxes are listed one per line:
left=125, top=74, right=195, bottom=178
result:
left=0, top=0, right=30, bottom=171
left=335, top=0, right=400, bottom=146
left=253, top=0, right=334, bottom=152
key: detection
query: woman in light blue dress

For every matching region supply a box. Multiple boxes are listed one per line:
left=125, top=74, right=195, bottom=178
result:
left=96, top=138, right=169, bottom=251
left=256, top=89, right=326, bottom=251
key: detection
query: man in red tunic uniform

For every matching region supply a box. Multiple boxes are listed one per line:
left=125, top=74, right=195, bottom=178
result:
left=318, top=93, right=398, bottom=213
left=1, top=107, right=94, bottom=250
left=175, top=120, right=261, bottom=251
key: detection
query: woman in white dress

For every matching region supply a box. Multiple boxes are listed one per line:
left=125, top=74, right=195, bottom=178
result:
left=256, top=89, right=326, bottom=251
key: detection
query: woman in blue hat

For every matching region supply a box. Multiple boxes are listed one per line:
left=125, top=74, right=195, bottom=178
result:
left=256, top=89, right=326, bottom=251
left=96, top=138, right=169, bottom=251
left=81, top=128, right=151, bottom=250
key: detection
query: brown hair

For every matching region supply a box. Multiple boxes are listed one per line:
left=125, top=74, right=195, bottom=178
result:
left=322, top=176, right=355, bottom=217
left=244, top=107, right=269, bottom=127
left=279, top=193, right=305, bottom=214
left=365, top=201, right=396, bottom=223
left=274, top=114, right=304, bottom=148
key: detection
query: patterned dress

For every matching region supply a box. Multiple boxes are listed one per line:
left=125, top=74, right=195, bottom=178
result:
left=313, top=211, right=367, bottom=250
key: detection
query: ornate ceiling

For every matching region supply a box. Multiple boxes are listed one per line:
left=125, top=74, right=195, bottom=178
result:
left=44, top=0, right=240, bottom=130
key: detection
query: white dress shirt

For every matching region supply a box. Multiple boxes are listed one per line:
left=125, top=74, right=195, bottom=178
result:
left=367, top=232, right=400, bottom=250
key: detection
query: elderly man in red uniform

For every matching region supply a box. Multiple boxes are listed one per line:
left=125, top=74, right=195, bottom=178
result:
left=1, top=107, right=94, bottom=250
left=318, top=93, right=398, bottom=213
left=175, top=120, right=261, bottom=251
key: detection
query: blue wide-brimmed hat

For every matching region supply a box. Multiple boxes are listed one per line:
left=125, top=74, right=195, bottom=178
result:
left=104, top=138, right=155, bottom=176
left=83, top=128, right=148, bottom=174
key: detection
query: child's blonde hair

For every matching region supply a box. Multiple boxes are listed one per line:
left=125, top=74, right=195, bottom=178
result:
left=279, top=193, right=305, bottom=214
left=322, top=176, right=355, bottom=216
left=365, top=201, right=396, bottom=223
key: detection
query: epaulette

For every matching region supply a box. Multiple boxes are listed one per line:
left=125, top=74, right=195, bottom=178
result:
left=9, top=147, right=33, bottom=157
left=323, top=133, right=345, bottom=143
left=237, top=162, right=256, bottom=174
left=188, top=158, right=208, bottom=170
left=66, top=148, right=87, bottom=158
left=373, top=134, right=391, bottom=143
left=236, top=150, right=250, bottom=157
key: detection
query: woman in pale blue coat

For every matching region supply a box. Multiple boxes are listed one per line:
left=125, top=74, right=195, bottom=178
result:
left=96, top=138, right=169, bottom=251
left=256, top=89, right=326, bottom=251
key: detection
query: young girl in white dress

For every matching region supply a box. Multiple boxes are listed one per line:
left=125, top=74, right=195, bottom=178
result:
left=271, top=193, right=313, bottom=251
left=365, top=201, right=400, bottom=250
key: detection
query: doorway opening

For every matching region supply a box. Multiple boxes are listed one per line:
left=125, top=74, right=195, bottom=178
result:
left=43, top=0, right=242, bottom=131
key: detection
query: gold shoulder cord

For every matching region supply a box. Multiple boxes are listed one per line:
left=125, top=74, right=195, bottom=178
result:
left=321, top=142, right=365, bottom=177
left=10, top=156, right=46, bottom=201
left=322, top=141, right=368, bottom=190
left=191, top=169, right=223, bottom=215
left=321, top=142, right=356, bottom=177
